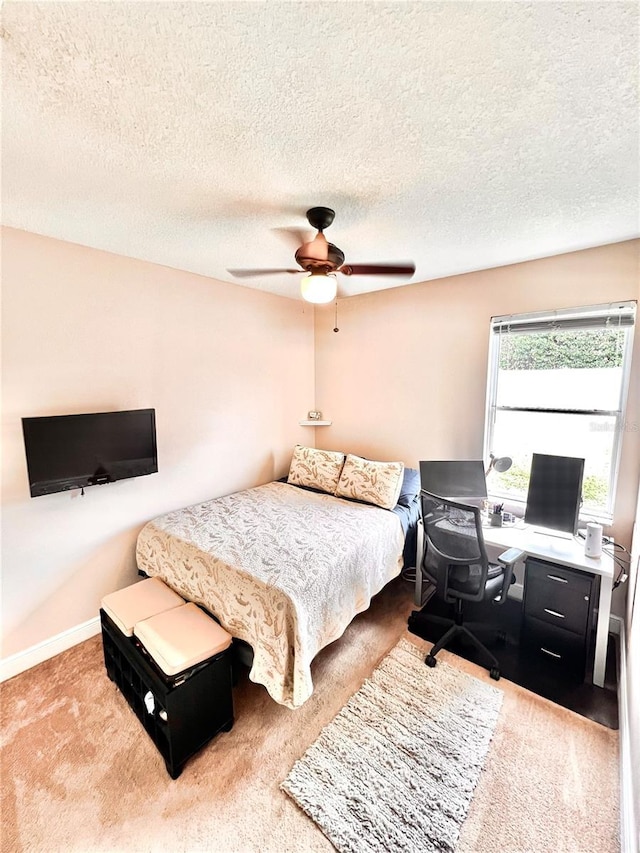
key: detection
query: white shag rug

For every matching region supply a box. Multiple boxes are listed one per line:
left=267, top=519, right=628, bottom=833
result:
left=281, top=638, right=503, bottom=853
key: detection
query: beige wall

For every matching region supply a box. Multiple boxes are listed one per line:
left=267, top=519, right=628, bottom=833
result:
left=314, top=239, right=640, bottom=614
left=1, top=227, right=315, bottom=658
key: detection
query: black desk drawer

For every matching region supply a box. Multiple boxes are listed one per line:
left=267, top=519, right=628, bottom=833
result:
left=522, top=615, right=586, bottom=676
left=525, top=559, right=593, bottom=596
left=524, top=576, right=591, bottom=635
left=524, top=558, right=594, bottom=636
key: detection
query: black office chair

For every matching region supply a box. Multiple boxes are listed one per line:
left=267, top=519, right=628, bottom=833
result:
left=418, top=490, right=523, bottom=680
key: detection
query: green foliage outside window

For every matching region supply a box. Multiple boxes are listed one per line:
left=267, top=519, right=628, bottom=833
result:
left=499, top=330, right=624, bottom=370
left=581, top=474, right=609, bottom=506
left=495, top=465, right=608, bottom=507
left=494, top=465, right=529, bottom=494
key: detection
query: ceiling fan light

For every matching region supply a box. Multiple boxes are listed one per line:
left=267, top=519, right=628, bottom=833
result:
left=300, top=273, right=337, bottom=304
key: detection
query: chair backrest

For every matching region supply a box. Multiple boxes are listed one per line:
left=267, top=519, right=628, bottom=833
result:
left=420, top=490, right=491, bottom=603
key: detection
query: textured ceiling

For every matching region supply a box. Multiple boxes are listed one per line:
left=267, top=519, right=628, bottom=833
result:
left=2, top=2, right=638, bottom=300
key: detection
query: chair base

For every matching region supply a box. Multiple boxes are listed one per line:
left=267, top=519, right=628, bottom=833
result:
left=424, top=620, right=502, bottom=680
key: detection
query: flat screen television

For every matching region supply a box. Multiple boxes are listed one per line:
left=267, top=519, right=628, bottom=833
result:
left=524, top=453, right=584, bottom=536
left=419, top=460, right=488, bottom=503
left=22, top=409, right=158, bottom=497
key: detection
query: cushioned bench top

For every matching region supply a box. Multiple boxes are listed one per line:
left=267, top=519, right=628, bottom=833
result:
left=101, top=577, right=184, bottom=637
left=134, top=603, right=233, bottom=676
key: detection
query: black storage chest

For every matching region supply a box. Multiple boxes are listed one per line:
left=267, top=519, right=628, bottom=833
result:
left=101, top=609, right=234, bottom=778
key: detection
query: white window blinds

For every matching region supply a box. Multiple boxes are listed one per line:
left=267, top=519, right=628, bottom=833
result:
left=491, top=302, right=636, bottom=335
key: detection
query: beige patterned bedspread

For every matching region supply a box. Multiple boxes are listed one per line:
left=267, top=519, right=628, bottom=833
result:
left=136, top=481, right=404, bottom=708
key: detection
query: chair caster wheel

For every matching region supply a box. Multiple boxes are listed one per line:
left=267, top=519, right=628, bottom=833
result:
left=490, top=667, right=501, bottom=681
left=425, top=654, right=437, bottom=668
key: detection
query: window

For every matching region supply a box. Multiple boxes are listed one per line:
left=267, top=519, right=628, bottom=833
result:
left=484, top=301, right=636, bottom=523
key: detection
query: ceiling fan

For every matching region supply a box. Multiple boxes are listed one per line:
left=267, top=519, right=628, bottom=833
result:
left=227, top=207, right=416, bottom=304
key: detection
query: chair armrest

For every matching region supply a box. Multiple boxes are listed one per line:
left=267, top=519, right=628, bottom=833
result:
left=494, top=548, right=525, bottom=604
left=497, top=547, right=525, bottom=567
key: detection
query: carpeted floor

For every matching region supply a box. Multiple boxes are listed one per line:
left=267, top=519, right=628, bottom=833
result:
left=1, top=577, right=620, bottom=853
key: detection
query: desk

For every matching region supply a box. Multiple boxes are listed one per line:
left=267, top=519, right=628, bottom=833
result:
left=414, top=520, right=615, bottom=688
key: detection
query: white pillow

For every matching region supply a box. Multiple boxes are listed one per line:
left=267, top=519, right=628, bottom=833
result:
left=287, top=445, right=346, bottom=494
left=335, top=454, right=405, bottom=510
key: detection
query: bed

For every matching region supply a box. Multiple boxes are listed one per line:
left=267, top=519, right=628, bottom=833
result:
left=136, top=455, right=420, bottom=709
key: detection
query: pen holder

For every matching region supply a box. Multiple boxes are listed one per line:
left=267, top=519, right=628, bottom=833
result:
left=489, top=511, right=503, bottom=527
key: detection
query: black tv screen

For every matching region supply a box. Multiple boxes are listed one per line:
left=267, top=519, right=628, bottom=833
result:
left=22, top=409, right=158, bottom=497
left=524, top=453, right=584, bottom=535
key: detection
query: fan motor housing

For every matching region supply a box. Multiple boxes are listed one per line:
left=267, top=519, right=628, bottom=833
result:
left=295, top=242, right=345, bottom=272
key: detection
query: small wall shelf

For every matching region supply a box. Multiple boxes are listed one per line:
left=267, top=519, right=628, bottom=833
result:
left=299, top=420, right=332, bottom=426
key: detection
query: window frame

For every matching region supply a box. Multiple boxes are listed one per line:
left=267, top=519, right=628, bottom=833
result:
left=483, top=301, right=636, bottom=524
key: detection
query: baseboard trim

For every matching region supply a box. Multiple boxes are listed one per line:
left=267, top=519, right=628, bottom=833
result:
left=0, top=616, right=101, bottom=683
left=618, top=619, right=639, bottom=853
left=510, top=581, right=524, bottom=601
left=610, top=613, right=623, bottom=636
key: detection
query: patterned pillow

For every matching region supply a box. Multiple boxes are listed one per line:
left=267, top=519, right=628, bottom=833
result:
left=287, top=445, right=346, bottom=494
left=335, top=454, right=405, bottom=510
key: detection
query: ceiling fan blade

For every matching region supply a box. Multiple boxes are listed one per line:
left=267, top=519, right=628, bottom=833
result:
left=339, top=263, right=416, bottom=277
left=272, top=227, right=313, bottom=248
left=227, top=268, right=300, bottom=278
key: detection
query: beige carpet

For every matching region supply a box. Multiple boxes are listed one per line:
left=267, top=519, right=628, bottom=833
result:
left=1, top=577, right=619, bottom=853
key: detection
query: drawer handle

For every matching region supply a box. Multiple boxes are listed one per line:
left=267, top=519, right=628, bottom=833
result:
left=547, top=574, right=568, bottom=584
left=543, top=608, right=565, bottom=619
left=540, top=647, right=562, bottom=659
